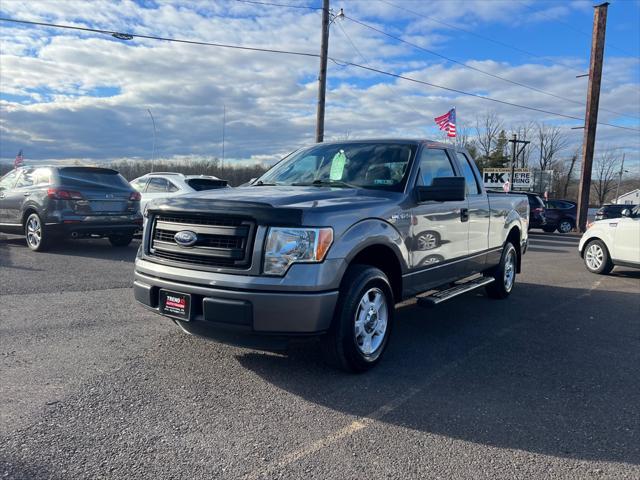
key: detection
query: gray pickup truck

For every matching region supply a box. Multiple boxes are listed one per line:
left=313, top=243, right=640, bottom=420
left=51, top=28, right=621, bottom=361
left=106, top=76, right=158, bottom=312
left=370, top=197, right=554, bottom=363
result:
left=134, top=139, right=528, bottom=371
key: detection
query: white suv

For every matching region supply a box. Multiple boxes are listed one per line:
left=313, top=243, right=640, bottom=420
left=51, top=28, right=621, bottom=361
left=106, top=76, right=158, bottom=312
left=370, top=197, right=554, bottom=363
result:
left=130, top=172, right=228, bottom=210
left=579, top=205, right=640, bottom=274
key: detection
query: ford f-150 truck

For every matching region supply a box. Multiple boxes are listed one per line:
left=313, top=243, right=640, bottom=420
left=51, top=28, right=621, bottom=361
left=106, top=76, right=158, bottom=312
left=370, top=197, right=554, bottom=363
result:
left=134, top=140, right=529, bottom=371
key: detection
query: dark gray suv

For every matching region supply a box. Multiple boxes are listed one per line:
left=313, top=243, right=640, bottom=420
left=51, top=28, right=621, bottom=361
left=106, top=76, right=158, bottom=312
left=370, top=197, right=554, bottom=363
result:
left=0, top=166, right=142, bottom=251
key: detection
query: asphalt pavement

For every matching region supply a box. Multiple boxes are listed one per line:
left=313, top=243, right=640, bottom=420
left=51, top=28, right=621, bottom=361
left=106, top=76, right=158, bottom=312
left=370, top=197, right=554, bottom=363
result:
left=1, top=231, right=639, bottom=479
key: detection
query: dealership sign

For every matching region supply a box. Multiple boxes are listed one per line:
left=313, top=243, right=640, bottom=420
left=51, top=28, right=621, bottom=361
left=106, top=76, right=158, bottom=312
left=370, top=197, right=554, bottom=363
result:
left=483, top=168, right=532, bottom=189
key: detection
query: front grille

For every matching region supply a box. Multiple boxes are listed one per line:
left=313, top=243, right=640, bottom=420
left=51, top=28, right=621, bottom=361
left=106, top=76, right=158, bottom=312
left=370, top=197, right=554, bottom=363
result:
left=148, top=214, right=255, bottom=269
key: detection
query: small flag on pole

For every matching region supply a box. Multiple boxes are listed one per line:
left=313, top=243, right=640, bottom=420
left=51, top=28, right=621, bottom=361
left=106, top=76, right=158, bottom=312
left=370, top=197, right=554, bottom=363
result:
left=434, top=108, right=456, bottom=138
left=14, top=149, right=24, bottom=168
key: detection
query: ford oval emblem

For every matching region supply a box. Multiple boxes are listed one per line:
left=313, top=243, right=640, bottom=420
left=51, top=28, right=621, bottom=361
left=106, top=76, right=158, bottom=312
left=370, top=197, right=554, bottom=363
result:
left=174, top=230, right=198, bottom=247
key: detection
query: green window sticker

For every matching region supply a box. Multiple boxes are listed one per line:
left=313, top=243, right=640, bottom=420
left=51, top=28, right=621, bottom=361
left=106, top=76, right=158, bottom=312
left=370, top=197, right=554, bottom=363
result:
left=329, top=150, right=347, bottom=180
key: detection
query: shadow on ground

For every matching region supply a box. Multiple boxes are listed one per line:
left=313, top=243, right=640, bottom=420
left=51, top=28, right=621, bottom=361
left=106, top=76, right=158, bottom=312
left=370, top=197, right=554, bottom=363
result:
left=237, top=282, right=640, bottom=465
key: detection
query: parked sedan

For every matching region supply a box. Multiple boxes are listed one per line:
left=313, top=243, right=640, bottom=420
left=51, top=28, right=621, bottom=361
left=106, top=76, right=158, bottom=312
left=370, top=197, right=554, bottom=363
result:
left=579, top=205, right=640, bottom=274
left=130, top=172, right=229, bottom=210
left=543, top=199, right=576, bottom=233
left=0, top=166, right=142, bottom=251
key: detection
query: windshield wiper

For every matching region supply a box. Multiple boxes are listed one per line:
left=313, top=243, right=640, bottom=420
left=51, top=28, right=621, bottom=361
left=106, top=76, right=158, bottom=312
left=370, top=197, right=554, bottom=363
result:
left=292, top=179, right=357, bottom=188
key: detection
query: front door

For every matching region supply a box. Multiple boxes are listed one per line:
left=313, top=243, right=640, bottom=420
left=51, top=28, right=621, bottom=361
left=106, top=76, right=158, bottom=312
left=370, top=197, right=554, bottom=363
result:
left=407, top=147, right=469, bottom=294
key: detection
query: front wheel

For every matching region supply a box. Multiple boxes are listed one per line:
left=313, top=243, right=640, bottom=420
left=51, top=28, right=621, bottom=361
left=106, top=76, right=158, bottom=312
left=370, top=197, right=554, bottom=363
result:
left=557, top=219, right=574, bottom=234
left=108, top=233, right=134, bottom=247
left=583, top=239, right=614, bottom=274
left=484, top=242, right=517, bottom=299
left=321, top=265, right=394, bottom=372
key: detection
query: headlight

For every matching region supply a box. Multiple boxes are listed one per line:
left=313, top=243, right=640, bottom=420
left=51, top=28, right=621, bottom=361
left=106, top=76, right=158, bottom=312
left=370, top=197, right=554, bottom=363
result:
left=263, top=227, right=333, bottom=275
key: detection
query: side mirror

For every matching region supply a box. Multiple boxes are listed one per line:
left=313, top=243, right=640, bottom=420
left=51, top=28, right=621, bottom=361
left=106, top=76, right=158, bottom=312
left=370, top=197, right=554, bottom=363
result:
left=621, top=208, right=631, bottom=217
left=248, top=177, right=257, bottom=185
left=416, top=176, right=466, bottom=202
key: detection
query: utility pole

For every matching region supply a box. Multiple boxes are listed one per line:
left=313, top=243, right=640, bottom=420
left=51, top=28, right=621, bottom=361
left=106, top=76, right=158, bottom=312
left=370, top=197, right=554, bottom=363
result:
left=614, top=152, right=626, bottom=203
left=576, top=2, right=609, bottom=232
left=508, top=135, right=530, bottom=192
left=315, top=0, right=330, bottom=143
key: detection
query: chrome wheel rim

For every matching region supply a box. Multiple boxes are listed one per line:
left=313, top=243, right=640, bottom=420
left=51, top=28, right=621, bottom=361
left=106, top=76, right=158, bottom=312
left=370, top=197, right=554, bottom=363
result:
left=26, top=215, right=42, bottom=248
left=503, top=249, right=516, bottom=291
left=354, top=287, right=388, bottom=356
left=559, top=221, right=572, bottom=233
left=585, top=243, right=604, bottom=270
left=417, top=233, right=437, bottom=250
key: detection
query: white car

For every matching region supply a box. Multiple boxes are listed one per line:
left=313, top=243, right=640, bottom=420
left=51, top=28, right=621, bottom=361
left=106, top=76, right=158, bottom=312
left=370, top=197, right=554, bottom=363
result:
left=130, top=172, right=228, bottom=210
left=579, top=205, right=640, bottom=274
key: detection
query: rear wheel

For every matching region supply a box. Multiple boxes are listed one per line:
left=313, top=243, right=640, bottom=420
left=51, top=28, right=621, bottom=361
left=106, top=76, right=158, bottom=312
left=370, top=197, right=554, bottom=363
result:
left=485, top=242, right=517, bottom=299
left=24, top=213, right=51, bottom=252
left=321, top=265, right=394, bottom=372
left=583, top=239, right=614, bottom=274
left=108, top=233, right=134, bottom=247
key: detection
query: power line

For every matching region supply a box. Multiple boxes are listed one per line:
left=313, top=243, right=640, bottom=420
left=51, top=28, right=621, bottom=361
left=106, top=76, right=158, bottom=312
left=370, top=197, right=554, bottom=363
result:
left=0, top=17, right=320, bottom=59
left=1, top=16, right=638, bottom=132
left=343, top=13, right=640, bottom=121
left=231, top=0, right=322, bottom=10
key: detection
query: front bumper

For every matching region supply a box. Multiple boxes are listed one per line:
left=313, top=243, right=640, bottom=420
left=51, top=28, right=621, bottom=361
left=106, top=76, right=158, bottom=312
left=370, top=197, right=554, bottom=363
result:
left=134, top=270, right=339, bottom=335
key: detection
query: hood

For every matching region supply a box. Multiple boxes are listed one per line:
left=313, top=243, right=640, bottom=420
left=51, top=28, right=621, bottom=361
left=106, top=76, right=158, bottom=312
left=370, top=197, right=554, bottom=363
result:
left=146, top=185, right=401, bottom=226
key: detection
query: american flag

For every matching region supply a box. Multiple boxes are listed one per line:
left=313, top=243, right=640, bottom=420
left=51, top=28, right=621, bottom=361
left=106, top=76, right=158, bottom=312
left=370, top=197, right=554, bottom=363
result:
left=434, top=108, right=456, bottom=138
left=14, top=149, right=24, bottom=168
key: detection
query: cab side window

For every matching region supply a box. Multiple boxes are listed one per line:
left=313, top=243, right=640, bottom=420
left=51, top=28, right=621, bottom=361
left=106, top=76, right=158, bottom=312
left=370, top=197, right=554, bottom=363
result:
left=417, top=148, right=455, bottom=186
left=166, top=181, right=179, bottom=193
left=0, top=170, right=19, bottom=190
left=457, top=152, right=480, bottom=195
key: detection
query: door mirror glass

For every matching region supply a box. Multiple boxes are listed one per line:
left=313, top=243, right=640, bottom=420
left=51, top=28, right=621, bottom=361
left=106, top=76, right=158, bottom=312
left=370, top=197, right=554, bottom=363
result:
left=416, top=176, right=466, bottom=202
left=621, top=208, right=631, bottom=217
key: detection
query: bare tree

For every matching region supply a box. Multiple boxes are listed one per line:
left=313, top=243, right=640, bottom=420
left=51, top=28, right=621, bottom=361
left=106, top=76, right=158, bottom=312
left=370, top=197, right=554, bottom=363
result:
left=592, top=149, right=621, bottom=206
left=474, top=113, right=503, bottom=166
left=535, top=123, right=569, bottom=171
left=562, top=150, right=579, bottom=198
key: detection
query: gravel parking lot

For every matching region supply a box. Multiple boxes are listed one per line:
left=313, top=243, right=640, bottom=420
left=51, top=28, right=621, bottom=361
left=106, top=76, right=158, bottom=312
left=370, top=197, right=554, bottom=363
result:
left=1, top=231, right=638, bottom=479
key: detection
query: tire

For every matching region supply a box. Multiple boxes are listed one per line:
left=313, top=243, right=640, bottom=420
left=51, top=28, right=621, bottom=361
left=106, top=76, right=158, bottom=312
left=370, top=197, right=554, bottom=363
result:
left=321, top=265, right=394, bottom=373
left=108, top=233, right=134, bottom=247
left=24, top=212, right=51, bottom=252
left=583, top=239, right=614, bottom=275
left=542, top=226, right=556, bottom=233
left=557, top=219, right=574, bottom=234
left=484, top=242, right=517, bottom=299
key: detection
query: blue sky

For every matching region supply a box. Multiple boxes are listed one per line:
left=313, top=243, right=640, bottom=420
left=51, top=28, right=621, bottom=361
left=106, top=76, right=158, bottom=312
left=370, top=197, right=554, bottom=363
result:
left=0, top=0, right=638, bottom=170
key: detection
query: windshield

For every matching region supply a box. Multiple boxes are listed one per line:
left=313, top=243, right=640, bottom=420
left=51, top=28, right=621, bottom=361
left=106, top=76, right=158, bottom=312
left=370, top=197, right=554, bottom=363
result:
left=256, top=142, right=417, bottom=191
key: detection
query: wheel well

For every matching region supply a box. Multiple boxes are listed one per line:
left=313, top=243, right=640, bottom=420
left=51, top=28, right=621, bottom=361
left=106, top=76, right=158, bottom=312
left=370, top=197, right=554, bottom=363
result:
left=22, top=208, right=37, bottom=227
left=507, top=226, right=522, bottom=273
left=580, top=237, right=604, bottom=258
left=349, top=245, right=403, bottom=301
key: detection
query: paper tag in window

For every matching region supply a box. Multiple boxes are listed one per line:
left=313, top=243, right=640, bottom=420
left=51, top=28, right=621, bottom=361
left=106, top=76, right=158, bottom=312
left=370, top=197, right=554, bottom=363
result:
left=329, top=150, right=347, bottom=180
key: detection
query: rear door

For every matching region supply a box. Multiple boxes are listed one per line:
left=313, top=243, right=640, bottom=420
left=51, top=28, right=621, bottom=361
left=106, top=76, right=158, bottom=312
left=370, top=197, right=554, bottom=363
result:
left=58, top=168, right=134, bottom=216
left=0, top=170, right=21, bottom=224
left=4, top=168, right=36, bottom=224
left=455, top=151, right=490, bottom=264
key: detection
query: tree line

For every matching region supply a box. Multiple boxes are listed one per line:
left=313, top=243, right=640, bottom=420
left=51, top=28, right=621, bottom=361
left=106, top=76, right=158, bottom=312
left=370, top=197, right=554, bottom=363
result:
left=453, top=113, right=638, bottom=205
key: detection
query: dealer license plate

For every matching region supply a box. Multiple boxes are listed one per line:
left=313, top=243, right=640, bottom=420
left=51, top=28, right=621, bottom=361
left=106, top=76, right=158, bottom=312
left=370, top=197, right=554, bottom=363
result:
left=159, top=290, right=191, bottom=321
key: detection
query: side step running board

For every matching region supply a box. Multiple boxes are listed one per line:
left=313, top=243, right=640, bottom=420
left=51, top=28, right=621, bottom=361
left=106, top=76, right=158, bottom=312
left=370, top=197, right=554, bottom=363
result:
left=416, top=276, right=495, bottom=308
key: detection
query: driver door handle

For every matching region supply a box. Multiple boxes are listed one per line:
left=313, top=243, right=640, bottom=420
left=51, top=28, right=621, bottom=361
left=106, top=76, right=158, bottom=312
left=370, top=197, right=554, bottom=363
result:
left=23, top=192, right=31, bottom=197
left=460, top=208, right=469, bottom=222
